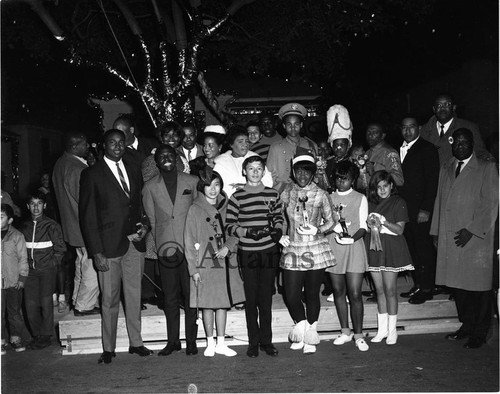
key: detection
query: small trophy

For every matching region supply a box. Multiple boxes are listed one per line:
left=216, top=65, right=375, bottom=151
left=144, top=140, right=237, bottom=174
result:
left=333, top=203, right=349, bottom=238
left=298, top=195, right=309, bottom=227
left=214, top=233, right=224, bottom=252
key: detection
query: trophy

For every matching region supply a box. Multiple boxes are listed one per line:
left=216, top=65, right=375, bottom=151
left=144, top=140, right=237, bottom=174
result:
left=333, top=203, right=349, bottom=238
left=298, top=195, right=309, bottom=227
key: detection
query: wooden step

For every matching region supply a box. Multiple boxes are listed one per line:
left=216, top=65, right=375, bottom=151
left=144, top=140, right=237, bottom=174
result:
left=59, top=295, right=459, bottom=355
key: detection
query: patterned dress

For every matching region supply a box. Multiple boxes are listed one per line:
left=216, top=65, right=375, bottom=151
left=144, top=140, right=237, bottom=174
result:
left=280, top=182, right=336, bottom=271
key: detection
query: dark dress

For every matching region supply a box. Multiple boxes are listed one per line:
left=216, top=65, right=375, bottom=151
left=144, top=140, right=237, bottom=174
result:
left=367, top=195, right=414, bottom=272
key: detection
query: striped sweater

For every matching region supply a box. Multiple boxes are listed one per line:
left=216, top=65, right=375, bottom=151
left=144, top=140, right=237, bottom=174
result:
left=226, top=183, right=283, bottom=251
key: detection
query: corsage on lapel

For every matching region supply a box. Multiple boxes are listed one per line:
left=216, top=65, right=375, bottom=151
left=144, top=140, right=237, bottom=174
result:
left=182, top=189, right=192, bottom=195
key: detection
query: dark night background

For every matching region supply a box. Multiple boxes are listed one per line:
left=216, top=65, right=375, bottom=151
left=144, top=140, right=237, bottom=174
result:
left=1, top=0, right=498, bottom=197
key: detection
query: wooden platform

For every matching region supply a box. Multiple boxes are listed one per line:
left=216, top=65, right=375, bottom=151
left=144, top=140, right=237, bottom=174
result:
left=59, top=285, right=460, bottom=355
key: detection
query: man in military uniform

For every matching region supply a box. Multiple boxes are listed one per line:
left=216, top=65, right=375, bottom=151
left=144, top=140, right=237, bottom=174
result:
left=267, top=103, right=318, bottom=193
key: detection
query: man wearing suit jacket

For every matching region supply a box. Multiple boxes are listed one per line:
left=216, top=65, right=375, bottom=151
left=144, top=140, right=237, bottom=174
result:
left=52, top=132, right=100, bottom=316
left=398, top=116, right=440, bottom=304
left=113, top=114, right=158, bottom=170
left=79, top=129, right=153, bottom=364
left=420, top=94, right=492, bottom=164
left=142, top=144, right=199, bottom=356
left=177, top=123, right=204, bottom=162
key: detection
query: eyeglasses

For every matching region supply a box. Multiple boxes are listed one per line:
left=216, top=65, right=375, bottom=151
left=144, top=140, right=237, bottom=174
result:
left=435, top=102, right=453, bottom=109
left=400, top=125, right=418, bottom=131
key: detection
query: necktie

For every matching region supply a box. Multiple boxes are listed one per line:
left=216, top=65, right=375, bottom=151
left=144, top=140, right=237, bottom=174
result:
left=455, top=161, right=463, bottom=178
left=116, top=163, right=130, bottom=198
left=187, top=149, right=192, bottom=161
left=439, top=124, right=445, bottom=138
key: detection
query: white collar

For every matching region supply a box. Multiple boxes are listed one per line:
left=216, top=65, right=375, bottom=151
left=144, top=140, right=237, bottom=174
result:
left=129, top=137, right=139, bottom=150
left=336, top=188, right=353, bottom=196
left=103, top=155, right=124, bottom=167
left=402, top=136, right=419, bottom=149
left=456, top=154, right=472, bottom=168
left=436, top=118, right=454, bottom=131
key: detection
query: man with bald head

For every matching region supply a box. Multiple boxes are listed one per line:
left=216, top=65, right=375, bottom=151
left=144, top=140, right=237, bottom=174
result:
left=52, top=132, right=100, bottom=316
left=420, top=94, right=492, bottom=164
left=431, top=128, right=498, bottom=349
left=142, top=144, right=199, bottom=356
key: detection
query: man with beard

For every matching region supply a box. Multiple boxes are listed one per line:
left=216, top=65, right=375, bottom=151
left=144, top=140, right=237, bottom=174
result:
left=431, top=128, right=498, bottom=349
left=79, top=129, right=153, bottom=364
left=419, top=94, right=491, bottom=164
left=142, top=145, right=199, bottom=356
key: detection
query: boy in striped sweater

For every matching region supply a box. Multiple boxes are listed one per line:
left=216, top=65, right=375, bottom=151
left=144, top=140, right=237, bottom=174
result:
left=226, top=156, right=283, bottom=358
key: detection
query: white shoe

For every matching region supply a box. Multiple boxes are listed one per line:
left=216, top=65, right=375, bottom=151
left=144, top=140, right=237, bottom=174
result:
left=326, top=294, right=334, bottom=302
left=355, top=338, right=369, bottom=352
left=204, top=343, right=215, bottom=357
left=290, top=341, right=304, bottom=350
left=303, top=343, right=316, bottom=354
left=386, top=314, right=398, bottom=345
left=333, top=333, right=353, bottom=345
left=371, top=313, right=389, bottom=343
left=215, top=344, right=237, bottom=357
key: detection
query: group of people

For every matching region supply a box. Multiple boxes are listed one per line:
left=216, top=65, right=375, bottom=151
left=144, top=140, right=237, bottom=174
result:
left=1, top=93, right=497, bottom=363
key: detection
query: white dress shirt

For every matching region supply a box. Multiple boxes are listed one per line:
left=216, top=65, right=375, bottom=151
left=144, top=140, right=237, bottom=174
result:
left=103, top=156, right=130, bottom=192
left=400, top=136, right=419, bottom=163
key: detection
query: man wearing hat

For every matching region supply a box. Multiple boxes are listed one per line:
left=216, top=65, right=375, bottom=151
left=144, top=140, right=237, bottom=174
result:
left=267, top=103, right=318, bottom=193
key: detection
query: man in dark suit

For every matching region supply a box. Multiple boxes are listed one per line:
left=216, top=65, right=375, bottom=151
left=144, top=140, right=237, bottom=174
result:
left=398, top=115, right=440, bottom=304
left=113, top=114, right=158, bottom=169
left=79, top=129, right=153, bottom=364
left=177, top=123, right=204, bottom=162
left=142, top=145, right=199, bottom=356
left=420, top=93, right=492, bottom=164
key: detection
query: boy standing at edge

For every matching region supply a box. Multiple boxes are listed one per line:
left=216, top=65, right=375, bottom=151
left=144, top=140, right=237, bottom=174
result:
left=21, top=191, right=66, bottom=350
left=1, top=204, right=29, bottom=354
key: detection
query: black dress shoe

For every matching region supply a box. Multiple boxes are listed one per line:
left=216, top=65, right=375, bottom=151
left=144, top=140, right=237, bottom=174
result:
left=98, top=351, right=116, bottom=364
left=464, top=337, right=485, bottom=349
left=74, top=307, right=101, bottom=316
left=246, top=345, right=259, bottom=358
left=158, top=342, right=181, bottom=356
left=129, top=346, right=153, bottom=356
left=143, top=297, right=159, bottom=306
left=321, top=289, right=332, bottom=296
left=445, top=330, right=470, bottom=341
left=361, top=290, right=375, bottom=297
left=186, top=342, right=198, bottom=356
left=408, top=291, right=433, bottom=304
left=400, top=286, right=420, bottom=298
left=259, top=344, right=278, bottom=356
